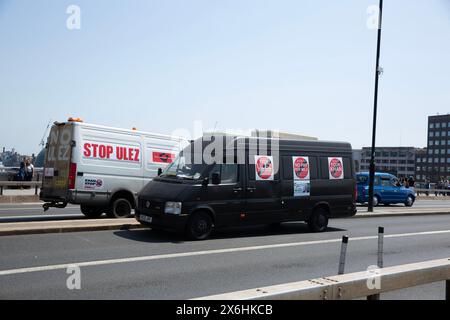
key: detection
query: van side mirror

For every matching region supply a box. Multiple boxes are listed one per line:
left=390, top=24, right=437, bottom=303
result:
left=211, top=172, right=221, bottom=185
left=157, top=168, right=163, bottom=176
left=202, top=177, right=209, bottom=187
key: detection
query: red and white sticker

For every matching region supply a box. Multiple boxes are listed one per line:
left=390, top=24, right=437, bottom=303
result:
left=255, top=155, right=274, bottom=181
left=83, top=142, right=140, bottom=162
left=292, top=156, right=310, bottom=180
left=328, top=157, right=344, bottom=180
left=151, top=151, right=175, bottom=164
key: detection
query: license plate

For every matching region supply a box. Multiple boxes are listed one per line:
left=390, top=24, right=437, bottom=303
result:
left=140, top=215, right=152, bottom=223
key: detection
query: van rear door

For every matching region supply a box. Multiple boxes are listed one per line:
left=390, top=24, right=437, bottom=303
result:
left=42, top=123, right=74, bottom=200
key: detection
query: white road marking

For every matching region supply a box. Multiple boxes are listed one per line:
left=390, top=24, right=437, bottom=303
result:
left=0, top=214, right=82, bottom=220
left=0, top=229, right=449, bottom=276
left=0, top=208, right=47, bottom=211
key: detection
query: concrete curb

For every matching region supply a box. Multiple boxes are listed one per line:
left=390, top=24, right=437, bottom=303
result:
left=0, top=195, right=39, bottom=204
left=0, top=219, right=143, bottom=236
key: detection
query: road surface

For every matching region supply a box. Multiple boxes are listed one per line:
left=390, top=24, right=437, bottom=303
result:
left=0, top=214, right=449, bottom=299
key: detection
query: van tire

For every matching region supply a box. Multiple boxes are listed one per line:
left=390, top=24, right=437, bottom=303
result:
left=307, top=207, right=329, bottom=232
left=80, top=205, right=103, bottom=219
left=107, top=198, right=133, bottom=218
left=185, top=211, right=213, bottom=240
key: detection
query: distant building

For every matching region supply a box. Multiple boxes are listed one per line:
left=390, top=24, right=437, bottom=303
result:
left=0, top=147, right=36, bottom=167
left=415, top=148, right=428, bottom=182
left=352, top=149, right=362, bottom=172
left=426, top=114, right=450, bottom=182
left=359, top=147, right=416, bottom=178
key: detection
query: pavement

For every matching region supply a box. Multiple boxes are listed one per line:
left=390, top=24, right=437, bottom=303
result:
left=0, top=214, right=448, bottom=299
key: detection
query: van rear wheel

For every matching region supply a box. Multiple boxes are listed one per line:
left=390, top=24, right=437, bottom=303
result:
left=307, top=207, right=329, bottom=232
left=107, top=198, right=133, bottom=218
left=80, top=205, right=103, bottom=219
left=185, top=211, right=213, bottom=240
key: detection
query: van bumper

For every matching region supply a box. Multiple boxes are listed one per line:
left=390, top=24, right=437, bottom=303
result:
left=135, top=209, right=188, bottom=232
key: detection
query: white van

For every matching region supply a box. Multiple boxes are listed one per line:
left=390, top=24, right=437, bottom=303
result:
left=40, top=118, right=188, bottom=218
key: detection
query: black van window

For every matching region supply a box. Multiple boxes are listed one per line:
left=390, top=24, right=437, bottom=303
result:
left=319, top=157, right=329, bottom=179
left=309, top=157, right=318, bottom=179
left=343, top=157, right=352, bottom=179
left=282, top=157, right=293, bottom=180
left=319, top=157, right=350, bottom=179
left=210, top=164, right=238, bottom=184
left=248, top=156, right=279, bottom=181
left=283, top=156, right=317, bottom=180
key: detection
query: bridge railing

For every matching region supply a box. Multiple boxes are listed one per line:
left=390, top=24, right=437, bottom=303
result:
left=195, top=258, right=450, bottom=300
left=415, top=188, right=450, bottom=196
left=0, top=181, right=42, bottom=196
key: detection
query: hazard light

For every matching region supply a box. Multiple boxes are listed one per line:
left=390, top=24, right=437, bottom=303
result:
left=68, top=117, right=84, bottom=123
left=132, top=127, right=138, bottom=131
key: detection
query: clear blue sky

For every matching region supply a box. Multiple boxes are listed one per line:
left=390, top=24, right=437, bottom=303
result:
left=1, top=0, right=450, bottom=155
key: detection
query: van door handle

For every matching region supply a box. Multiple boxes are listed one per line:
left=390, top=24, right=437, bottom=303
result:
left=246, top=187, right=256, bottom=193
left=233, top=187, right=243, bottom=193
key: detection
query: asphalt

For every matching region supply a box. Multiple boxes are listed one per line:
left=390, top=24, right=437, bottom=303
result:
left=0, top=214, right=449, bottom=300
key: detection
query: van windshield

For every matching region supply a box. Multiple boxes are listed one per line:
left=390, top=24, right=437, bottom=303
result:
left=160, top=155, right=209, bottom=180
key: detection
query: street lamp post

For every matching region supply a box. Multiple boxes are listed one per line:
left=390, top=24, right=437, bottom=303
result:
left=368, top=0, right=384, bottom=212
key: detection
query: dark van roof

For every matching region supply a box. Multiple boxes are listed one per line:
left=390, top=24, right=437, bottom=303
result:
left=188, top=135, right=352, bottom=154
left=234, top=136, right=352, bottom=153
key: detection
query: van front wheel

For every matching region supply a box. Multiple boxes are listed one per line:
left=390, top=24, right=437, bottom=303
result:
left=80, top=205, right=103, bottom=219
left=185, top=211, right=213, bottom=240
left=307, top=208, right=329, bottom=232
left=107, top=198, right=133, bottom=218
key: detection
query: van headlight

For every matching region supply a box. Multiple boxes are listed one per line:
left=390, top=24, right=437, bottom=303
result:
left=165, top=202, right=182, bottom=215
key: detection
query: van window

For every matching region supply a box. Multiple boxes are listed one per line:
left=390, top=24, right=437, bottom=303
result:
left=343, top=158, right=352, bottom=179
left=210, top=164, right=238, bottom=184
left=248, top=156, right=279, bottom=181
left=283, top=156, right=317, bottom=180
left=319, top=157, right=351, bottom=179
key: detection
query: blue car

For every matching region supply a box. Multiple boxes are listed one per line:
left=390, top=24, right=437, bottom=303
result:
left=356, top=172, right=417, bottom=207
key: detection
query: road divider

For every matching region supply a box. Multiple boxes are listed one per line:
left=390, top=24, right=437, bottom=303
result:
left=195, top=258, right=450, bottom=300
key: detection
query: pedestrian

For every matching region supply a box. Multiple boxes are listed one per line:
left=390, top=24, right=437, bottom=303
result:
left=408, top=176, right=415, bottom=188
left=25, top=158, right=34, bottom=181
left=403, top=178, right=409, bottom=188
left=16, top=161, right=26, bottom=182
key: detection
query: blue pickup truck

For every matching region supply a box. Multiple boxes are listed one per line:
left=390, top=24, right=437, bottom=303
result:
left=356, top=172, right=417, bottom=207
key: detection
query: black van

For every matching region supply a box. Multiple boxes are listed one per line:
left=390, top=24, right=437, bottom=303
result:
left=136, top=136, right=357, bottom=240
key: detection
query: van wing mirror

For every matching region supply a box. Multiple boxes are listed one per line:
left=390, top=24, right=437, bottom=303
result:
left=157, top=168, right=163, bottom=176
left=202, top=177, right=209, bottom=187
left=211, top=172, right=221, bottom=185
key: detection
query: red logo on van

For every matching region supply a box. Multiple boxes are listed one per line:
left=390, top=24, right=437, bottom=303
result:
left=152, top=152, right=175, bottom=163
left=293, top=157, right=309, bottom=180
left=256, top=156, right=273, bottom=180
left=329, top=158, right=343, bottom=179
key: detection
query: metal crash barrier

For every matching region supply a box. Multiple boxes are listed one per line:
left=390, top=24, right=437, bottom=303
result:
left=195, top=258, right=450, bottom=300
left=0, top=181, right=42, bottom=196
